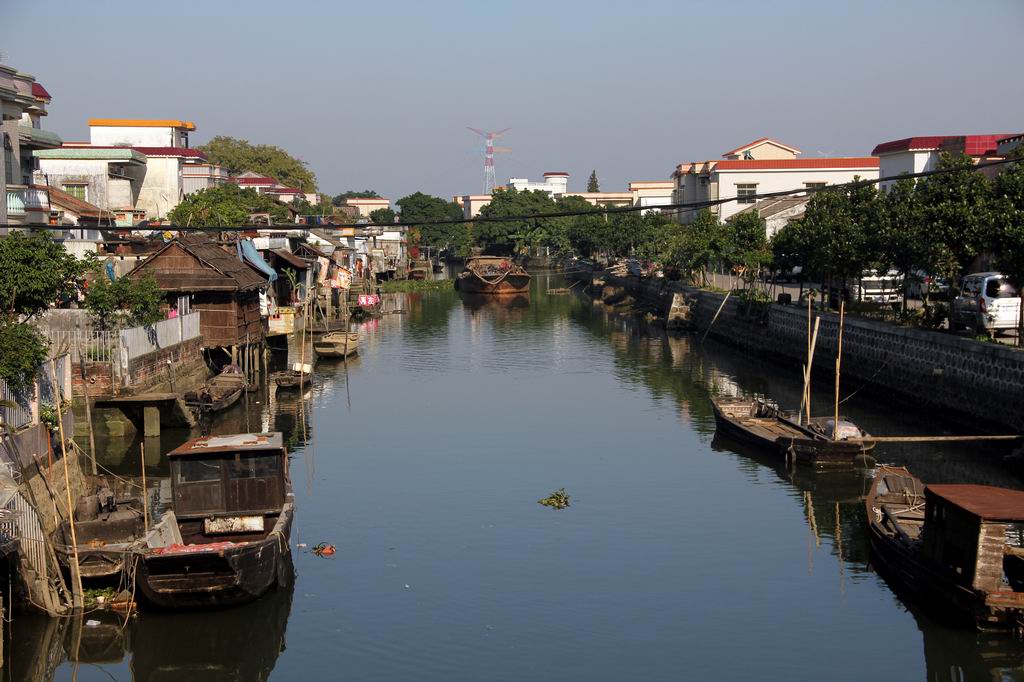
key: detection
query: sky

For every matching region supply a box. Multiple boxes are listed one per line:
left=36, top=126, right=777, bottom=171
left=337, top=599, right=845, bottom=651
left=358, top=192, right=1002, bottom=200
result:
left=5, top=0, right=1024, bottom=202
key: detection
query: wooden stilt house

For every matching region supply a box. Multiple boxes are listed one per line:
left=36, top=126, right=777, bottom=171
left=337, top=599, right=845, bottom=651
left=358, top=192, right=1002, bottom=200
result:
left=127, top=235, right=268, bottom=353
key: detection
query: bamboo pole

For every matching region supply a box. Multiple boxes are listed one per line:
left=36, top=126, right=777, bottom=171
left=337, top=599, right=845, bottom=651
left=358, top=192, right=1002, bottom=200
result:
left=848, top=434, right=1023, bottom=443
left=51, top=359, right=83, bottom=610
left=79, top=357, right=97, bottom=476
left=799, top=318, right=821, bottom=423
left=834, top=299, right=845, bottom=440
left=140, top=442, right=149, bottom=533
left=700, top=290, right=733, bottom=344
left=806, top=292, right=813, bottom=424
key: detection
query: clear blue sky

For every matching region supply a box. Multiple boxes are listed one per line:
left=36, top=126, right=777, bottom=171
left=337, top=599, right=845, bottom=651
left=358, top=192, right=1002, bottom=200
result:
left=5, top=0, right=1023, bottom=201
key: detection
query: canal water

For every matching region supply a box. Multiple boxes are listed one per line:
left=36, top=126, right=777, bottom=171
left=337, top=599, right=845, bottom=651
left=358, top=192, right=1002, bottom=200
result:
left=9, top=273, right=1024, bottom=681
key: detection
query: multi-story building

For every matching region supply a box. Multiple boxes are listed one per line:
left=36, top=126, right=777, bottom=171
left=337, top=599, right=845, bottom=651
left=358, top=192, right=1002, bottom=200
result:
left=1, top=65, right=60, bottom=228
left=34, top=146, right=148, bottom=226
left=458, top=174, right=673, bottom=219
left=871, top=135, right=1008, bottom=190
left=672, top=137, right=879, bottom=223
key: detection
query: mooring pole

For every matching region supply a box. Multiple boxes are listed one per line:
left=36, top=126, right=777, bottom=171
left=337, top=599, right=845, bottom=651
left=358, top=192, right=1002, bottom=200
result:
left=52, top=359, right=83, bottom=610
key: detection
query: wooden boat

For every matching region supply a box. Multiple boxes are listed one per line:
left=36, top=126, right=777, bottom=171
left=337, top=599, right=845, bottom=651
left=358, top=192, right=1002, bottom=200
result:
left=136, top=432, right=294, bottom=609
left=313, top=331, right=359, bottom=358
left=866, top=466, right=1024, bottom=631
left=183, top=366, right=245, bottom=414
left=711, top=396, right=875, bottom=466
left=454, top=256, right=531, bottom=295
left=54, top=492, right=146, bottom=583
left=270, top=369, right=310, bottom=390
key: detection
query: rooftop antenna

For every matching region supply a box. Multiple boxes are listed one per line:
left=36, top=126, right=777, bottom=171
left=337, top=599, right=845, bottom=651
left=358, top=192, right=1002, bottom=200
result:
left=467, top=127, right=511, bottom=194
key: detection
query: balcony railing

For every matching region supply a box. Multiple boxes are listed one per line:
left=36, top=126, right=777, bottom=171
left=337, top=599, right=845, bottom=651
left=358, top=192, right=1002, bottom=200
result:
left=6, top=187, right=50, bottom=215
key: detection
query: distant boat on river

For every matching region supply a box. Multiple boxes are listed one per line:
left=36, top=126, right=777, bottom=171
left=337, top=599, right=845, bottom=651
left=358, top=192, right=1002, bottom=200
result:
left=454, top=257, right=531, bottom=295
left=867, top=466, right=1024, bottom=632
left=136, top=432, right=294, bottom=609
left=711, top=396, right=875, bottom=466
left=313, top=331, right=359, bottom=358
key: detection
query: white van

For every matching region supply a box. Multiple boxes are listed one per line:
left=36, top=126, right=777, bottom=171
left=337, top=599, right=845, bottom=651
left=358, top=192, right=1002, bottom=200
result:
left=952, top=273, right=1021, bottom=334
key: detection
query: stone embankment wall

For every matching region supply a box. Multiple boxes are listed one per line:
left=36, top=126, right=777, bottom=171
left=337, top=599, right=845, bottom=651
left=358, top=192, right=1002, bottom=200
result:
left=588, top=272, right=1024, bottom=432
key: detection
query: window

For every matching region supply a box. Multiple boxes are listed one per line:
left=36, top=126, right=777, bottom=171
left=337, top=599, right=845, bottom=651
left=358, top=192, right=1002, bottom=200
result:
left=805, top=182, right=827, bottom=193
left=227, top=454, right=280, bottom=480
left=986, top=278, right=1017, bottom=299
left=63, top=183, right=87, bottom=201
left=176, top=458, right=223, bottom=484
left=736, top=184, right=757, bottom=204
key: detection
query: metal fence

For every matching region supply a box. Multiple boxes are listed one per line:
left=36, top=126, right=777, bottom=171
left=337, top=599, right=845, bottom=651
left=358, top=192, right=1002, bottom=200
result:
left=0, top=354, right=70, bottom=431
left=47, top=328, right=118, bottom=363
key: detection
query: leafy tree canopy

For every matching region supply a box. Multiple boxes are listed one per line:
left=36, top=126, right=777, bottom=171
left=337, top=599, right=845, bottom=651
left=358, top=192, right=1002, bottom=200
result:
left=476, top=189, right=574, bottom=255
left=167, top=185, right=290, bottom=226
left=82, top=256, right=164, bottom=331
left=0, top=232, right=84, bottom=319
left=198, top=136, right=317, bottom=192
left=396, top=192, right=466, bottom=251
left=332, top=190, right=380, bottom=206
left=369, top=207, right=397, bottom=225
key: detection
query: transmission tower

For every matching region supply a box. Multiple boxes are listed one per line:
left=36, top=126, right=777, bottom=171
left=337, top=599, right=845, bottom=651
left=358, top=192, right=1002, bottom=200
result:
left=467, top=127, right=511, bottom=194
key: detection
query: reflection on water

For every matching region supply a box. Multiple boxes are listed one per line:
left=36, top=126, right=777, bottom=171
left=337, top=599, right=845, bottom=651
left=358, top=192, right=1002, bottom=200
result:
left=8, top=274, right=1024, bottom=680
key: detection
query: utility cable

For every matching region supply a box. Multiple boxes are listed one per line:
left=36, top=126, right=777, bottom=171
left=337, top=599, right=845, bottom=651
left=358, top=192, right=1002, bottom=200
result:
left=3, top=156, right=1019, bottom=232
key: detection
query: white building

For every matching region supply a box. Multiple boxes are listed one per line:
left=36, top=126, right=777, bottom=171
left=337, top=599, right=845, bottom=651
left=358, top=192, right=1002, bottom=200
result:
left=342, top=197, right=391, bottom=218
left=33, top=146, right=148, bottom=226
left=871, top=135, right=1007, bottom=191
left=672, top=138, right=880, bottom=223
left=88, top=118, right=194, bottom=148
left=508, top=171, right=569, bottom=195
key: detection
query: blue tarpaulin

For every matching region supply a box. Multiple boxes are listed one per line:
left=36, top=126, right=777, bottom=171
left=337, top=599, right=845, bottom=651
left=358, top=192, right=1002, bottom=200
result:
left=238, top=239, right=277, bottom=282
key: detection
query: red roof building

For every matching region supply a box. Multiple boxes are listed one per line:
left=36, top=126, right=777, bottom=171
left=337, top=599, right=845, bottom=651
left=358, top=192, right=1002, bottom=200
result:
left=872, top=134, right=1010, bottom=189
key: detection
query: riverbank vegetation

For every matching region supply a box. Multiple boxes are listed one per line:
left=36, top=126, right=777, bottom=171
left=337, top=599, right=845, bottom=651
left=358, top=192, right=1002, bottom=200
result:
left=379, top=279, right=454, bottom=293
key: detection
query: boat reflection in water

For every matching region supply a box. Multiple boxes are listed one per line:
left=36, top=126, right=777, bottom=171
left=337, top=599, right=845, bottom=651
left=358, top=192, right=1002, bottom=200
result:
left=50, top=569, right=295, bottom=681
left=458, top=291, right=531, bottom=311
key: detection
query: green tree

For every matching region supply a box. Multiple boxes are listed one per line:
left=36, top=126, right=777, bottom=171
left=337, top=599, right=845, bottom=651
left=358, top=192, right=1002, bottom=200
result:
left=396, top=192, right=466, bottom=252
left=724, top=211, right=771, bottom=281
left=770, top=217, right=814, bottom=282
left=369, top=207, right=396, bottom=224
left=875, top=178, right=928, bottom=308
left=0, top=233, right=84, bottom=391
left=800, top=187, right=873, bottom=304
left=990, top=156, right=1024, bottom=343
left=587, top=170, right=600, bottom=193
left=476, top=188, right=563, bottom=255
left=332, top=190, right=380, bottom=206
left=198, top=136, right=317, bottom=192
left=83, top=260, right=164, bottom=331
left=167, top=185, right=290, bottom=226
left=915, top=152, right=993, bottom=283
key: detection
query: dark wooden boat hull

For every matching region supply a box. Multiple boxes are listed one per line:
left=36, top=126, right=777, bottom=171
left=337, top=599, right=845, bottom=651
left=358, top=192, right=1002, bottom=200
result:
left=138, top=507, right=293, bottom=610
left=866, top=470, right=1024, bottom=631
left=272, top=371, right=310, bottom=390
left=711, top=398, right=874, bottom=467
left=455, top=271, right=531, bottom=294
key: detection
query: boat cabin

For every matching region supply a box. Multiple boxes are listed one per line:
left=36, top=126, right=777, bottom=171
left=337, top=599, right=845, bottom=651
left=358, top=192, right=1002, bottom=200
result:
left=923, top=485, right=1024, bottom=593
left=167, top=433, right=288, bottom=544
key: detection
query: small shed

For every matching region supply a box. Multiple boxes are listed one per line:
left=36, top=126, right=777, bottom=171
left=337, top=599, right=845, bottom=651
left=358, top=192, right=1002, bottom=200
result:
left=127, top=234, right=267, bottom=349
left=923, top=484, right=1024, bottom=592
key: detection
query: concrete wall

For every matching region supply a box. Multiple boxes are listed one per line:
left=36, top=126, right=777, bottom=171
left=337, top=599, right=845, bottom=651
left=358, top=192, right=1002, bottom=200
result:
left=595, top=273, right=1024, bottom=432
left=715, top=168, right=880, bottom=222
left=135, top=156, right=181, bottom=219
left=90, top=125, right=180, bottom=147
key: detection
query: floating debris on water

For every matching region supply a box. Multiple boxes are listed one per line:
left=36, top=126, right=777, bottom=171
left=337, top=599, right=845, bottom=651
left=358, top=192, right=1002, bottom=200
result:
left=538, top=488, right=571, bottom=510
left=312, top=542, right=336, bottom=557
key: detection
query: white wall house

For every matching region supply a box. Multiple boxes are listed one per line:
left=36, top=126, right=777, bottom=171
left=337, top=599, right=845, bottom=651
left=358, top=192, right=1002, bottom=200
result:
left=872, top=135, right=1006, bottom=191
left=88, top=119, right=194, bottom=148
left=672, top=138, right=879, bottom=223
left=34, top=147, right=147, bottom=226
left=508, top=171, right=570, bottom=195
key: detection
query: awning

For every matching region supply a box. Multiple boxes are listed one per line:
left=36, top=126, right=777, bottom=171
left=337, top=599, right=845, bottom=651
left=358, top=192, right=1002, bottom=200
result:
left=271, top=248, right=308, bottom=270
left=238, top=239, right=277, bottom=282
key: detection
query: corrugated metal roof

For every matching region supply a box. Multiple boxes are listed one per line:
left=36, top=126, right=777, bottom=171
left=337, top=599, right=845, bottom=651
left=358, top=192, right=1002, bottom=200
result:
left=168, top=432, right=283, bottom=457
left=926, top=484, right=1024, bottom=521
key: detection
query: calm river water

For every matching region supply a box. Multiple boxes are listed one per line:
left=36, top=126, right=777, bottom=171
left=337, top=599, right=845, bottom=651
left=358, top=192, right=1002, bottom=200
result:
left=9, top=273, right=1024, bottom=681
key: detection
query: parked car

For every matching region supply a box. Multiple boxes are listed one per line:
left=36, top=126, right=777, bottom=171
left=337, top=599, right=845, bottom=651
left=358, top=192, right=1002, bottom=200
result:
left=906, top=271, right=950, bottom=299
left=951, top=273, right=1021, bottom=334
